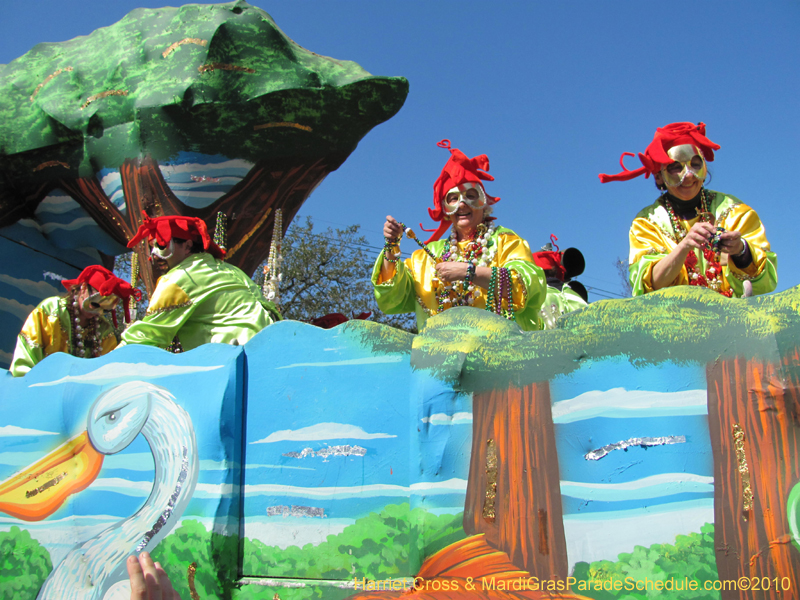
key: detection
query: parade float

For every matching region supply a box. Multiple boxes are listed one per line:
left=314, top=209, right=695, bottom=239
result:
left=0, top=4, right=798, bottom=600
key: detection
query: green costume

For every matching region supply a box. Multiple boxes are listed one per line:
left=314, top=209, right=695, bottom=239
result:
left=10, top=296, right=117, bottom=377
left=539, top=284, right=588, bottom=329
left=120, top=253, right=278, bottom=351
left=372, top=226, right=546, bottom=331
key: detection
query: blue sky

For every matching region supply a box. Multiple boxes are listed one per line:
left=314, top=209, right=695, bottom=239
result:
left=1, top=1, right=798, bottom=301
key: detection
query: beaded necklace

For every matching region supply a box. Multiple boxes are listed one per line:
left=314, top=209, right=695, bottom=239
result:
left=68, top=293, right=103, bottom=358
left=661, top=189, right=732, bottom=297
left=434, top=221, right=498, bottom=312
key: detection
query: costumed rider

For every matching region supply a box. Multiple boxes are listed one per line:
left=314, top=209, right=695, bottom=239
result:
left=600, top=122, right=776, bottom=298
left=372, top=139, right=546, bottom=331
left=10, top=265, right=140, bottom=377
left=532, top=236, right=589, bottom=329
left=119, top=214, right=280, bottom=351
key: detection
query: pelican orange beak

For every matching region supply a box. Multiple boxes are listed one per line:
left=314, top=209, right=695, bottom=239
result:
left=0, top=431, right=104, bottom=521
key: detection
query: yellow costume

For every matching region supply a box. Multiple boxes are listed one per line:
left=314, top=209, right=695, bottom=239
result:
left=10, top=296, right=117, bottom=377
left=629, top=190, right=776, bottom=297
left=372, top=226, right=546, bottom=331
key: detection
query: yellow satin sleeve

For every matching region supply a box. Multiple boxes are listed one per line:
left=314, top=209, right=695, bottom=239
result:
left=19, top=308, right=67, bottom=357
left=628, top=192, right=777, bottom=297
left=146, top=281, right=192, bottom=314
left=373, top=228, right=546, bottom=331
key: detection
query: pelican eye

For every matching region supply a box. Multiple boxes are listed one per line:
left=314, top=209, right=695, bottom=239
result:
left=103, top=409, right=121, bottom=423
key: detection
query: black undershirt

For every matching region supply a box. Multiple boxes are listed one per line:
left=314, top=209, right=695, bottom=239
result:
left=663, top=190, right=703, bottom=219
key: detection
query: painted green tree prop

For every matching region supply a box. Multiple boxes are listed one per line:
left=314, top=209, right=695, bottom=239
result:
left=0, top=1, right=408, bottom=292
left=412, top=286, right=800, bottom=599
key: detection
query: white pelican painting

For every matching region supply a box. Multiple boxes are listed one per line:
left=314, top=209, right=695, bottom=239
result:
left=0, top=381, right=199, bottom=600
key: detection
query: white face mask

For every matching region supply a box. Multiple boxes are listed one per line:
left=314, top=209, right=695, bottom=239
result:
left=442, top=183, right=487, bottom=216
left=150, top=239, right=175, bottom=260
left=661, top=144, right=707, bottom=188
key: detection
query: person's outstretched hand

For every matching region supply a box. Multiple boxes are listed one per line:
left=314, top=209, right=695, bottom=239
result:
left=127, top=552, right=181, bottom=600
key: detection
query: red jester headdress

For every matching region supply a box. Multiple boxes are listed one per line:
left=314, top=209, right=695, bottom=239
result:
left=128, top=212, right=225, bottom=259
left=61, top=265, right=142, bottom=323
left=598, top=122, right=720, bottom=183
left=422, top=140, right=500, bottom=243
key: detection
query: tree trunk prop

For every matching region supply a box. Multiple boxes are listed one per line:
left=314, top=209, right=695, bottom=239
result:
left=707, top=354, right=800, bottom=600
left=55, top=154, right=338, bottom=295
left=463, top=382, right=568, bottom=581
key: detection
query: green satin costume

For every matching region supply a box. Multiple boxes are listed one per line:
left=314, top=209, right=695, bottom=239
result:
left=120, top=253, right=279, bottom=351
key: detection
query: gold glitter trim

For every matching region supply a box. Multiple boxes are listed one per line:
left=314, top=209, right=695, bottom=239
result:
left=482, top=438, right=497, bottom=522
left=254, top=122, right=313, bottom=133
left=729, top=270, right=758, bottom=282
left=198, top=62, right=255, bottom=74
left=509, top=268, right=526, bottom=308
left=33, top=160, right=70, bottom=172
left=81, top=90, right=129, bottom=110
left=145, top=300, right=193, bottom=316
left=415, top=295, right=435, bottom=317
left=187, top=562, right=200, bottom=600
left=162, top=38, right=207, bottom=59
left=732, top=423, right=753, bottom=518
left=226, top=208, right=271, bottom=259
left=30, top=66, right=73, bottom=101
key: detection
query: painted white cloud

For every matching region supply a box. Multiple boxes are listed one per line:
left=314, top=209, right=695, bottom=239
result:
left=40, top=217, right=98, bottom=234
left=0, top=296, right=35, bottom=320
left=30, top=363, right=224, bottom=387
left=421, top=412, right=472, bottom=425
left=35, top=193, right=81, bottom=215
left=560, top=473, right=714, bottom=502
left=0, top=274, right=60, bottom=300
left=0, top=425, right=58, bottom=437
left=552, top=387, right=707, bottom=424
left=244, top=478, right=467, bottom=499
left=251, top=422, right=396, bottom=444
left=89, top=478, right=237, bottom=499
left=276, top=356, right=403, bottom=369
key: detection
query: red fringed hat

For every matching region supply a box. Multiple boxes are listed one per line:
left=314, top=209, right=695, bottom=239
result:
left=62, top=265, right=142, bottom=323
left=127, top=212, right=225, bottom=259
left=421, top=140, right=500, bottom=243
left=599, top=122, right=721, bottom=183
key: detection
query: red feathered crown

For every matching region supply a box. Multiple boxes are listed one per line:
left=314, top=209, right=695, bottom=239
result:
left=62, top=265, right=142, bottom=323
left=421, top=140, right=500, bottom=243
left=128, top=212, right=225, bottom=259
left=599, top=122, right=720, bottom=183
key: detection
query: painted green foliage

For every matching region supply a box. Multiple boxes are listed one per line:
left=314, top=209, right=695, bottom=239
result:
left=411, top=286, right=800, bottom=392
left=145, top=505, right=465, bottom=600
left=572, top=524, right=719, bottom=600
left=0, top=526, right=52, bottom=600
left=0, top=0, right=408, bottom=180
